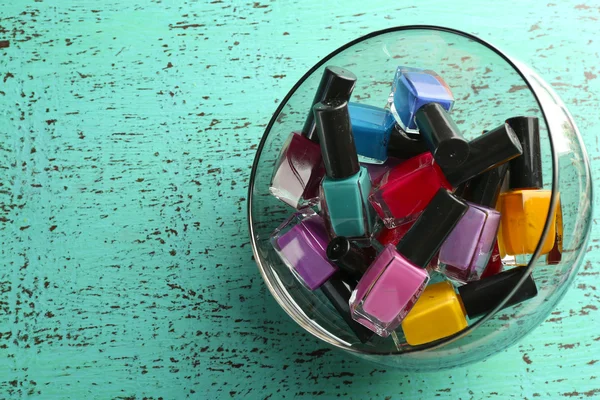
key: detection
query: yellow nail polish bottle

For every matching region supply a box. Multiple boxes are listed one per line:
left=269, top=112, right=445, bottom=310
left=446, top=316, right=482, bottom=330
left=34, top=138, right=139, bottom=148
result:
left=499, top=190, right=557, bottom=255
left=498, top=117, right=557, bottom=258
left=402, top=269, right=538, bottom=346
left=402, top=281, right=467, bottom=346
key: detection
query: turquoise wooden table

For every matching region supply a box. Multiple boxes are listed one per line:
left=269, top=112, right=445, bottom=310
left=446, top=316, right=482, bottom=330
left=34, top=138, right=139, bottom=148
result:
left=1, top=0, right=599, bottom=398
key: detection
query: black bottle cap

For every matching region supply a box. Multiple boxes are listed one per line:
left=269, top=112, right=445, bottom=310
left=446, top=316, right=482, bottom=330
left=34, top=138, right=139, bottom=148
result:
left=387, top=124, right=428, bottom=159
left=314, top=99, right=360, bottom=179
left=415, top=103, right=470, bottom=169
left=326, top=237, right=370, bottom=280
left=302, top=66, right=357, bottom=142
left=458, top=268, right=538, bottom=319
left=453, top=182, right=470, bottom=198
left=441, top=122, right=523, bottom=187
left=396, top=188, right=468, bottom=268
left=321, top=275, right=375, bottom=343
left=467, top=163, right=509, bottom=208
left=506, top=117, right=543, bottom=189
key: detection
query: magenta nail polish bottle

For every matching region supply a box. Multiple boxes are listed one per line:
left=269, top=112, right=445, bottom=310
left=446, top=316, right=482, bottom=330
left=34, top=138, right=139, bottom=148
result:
left=349, top=188, right=468, bottom=337
left=269, top=66, right=357, bottom=209
left=270, top=209, right=337, bottom=290
left=439, top=164, right=508, bottom=283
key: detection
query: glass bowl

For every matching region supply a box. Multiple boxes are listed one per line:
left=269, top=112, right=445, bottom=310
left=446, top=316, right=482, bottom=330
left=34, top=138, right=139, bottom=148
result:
left=247, top=26, right=593, bottom=370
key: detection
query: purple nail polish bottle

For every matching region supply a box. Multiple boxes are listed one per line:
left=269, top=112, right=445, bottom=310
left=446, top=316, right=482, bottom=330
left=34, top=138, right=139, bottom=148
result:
left=270, top=66, right=357, bottom=209
left=439, top=164, right=508, bottom=283
left=270, top=209, right=337, bottom=290
left=349, top=189, right=468, bottom=337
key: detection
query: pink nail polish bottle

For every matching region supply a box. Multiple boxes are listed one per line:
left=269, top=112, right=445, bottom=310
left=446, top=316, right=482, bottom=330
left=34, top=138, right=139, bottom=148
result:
left=350, top=188, right=468, bottom=337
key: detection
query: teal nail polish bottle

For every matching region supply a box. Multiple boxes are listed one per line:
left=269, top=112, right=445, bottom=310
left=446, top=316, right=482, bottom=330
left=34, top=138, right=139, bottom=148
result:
left=314, top=99, right=373, bottom=238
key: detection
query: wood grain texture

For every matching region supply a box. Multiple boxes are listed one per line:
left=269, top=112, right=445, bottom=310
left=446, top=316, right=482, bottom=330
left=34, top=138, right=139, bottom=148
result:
left=0, top=0, right=599, bottom=398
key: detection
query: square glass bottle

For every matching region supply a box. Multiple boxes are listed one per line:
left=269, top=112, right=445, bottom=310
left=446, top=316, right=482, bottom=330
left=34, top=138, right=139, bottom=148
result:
left=270, top=209, right=337, bottom=290
left=389, top=67, right=454, bottom=133
left=439, top=164, right=508, bottom=282
left=368, top=152, right=452, bottom=228
left=498, top=117, right=558, bottom=260
left=348, top=102, right=397, bottom=165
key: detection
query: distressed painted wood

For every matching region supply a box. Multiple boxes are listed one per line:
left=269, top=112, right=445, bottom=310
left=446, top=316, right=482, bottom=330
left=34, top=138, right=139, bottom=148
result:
left=1, top=0, right=599, bottom=398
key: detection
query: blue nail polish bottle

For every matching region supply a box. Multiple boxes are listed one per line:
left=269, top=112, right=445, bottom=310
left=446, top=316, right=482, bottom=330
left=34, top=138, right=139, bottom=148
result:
left=314, top=99, right=373, bottom=238
left=389, top=67, right=454, bottom=133
left=348, top=102, right=396, bottom=165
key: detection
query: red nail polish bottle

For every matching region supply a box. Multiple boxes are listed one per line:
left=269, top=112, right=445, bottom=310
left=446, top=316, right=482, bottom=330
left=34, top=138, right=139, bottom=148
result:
left=369, top=152, right=452, bottom=228
left=375, top=221, right=414, bottom=247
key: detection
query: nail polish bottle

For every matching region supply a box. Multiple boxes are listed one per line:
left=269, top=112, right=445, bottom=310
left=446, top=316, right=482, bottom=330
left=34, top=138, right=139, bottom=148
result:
left=321, top=274, right=375, bottom=343
left=389, top=67, right=454, bottom=133
left=315, top=99, right=373, bottom=238
left=438, top=164, right=508, bottom=283
left=349, top=189, right=468, bottom=337
left=368, top=152, right=452, bottom=228
left=401, top=268, right=538, bottom=345
left=269, top=66, right=357, bottom=209
left=386, top=65, right=425, bottom=107
left=414, top=102, right=470, bottom=169
left=498, top=117, right=557, bottom=258
left=348, top=102, right=397, bottom=165
left=270, top=209, right=337, bottom=290
left=439, top=121, right=523, bottom=187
